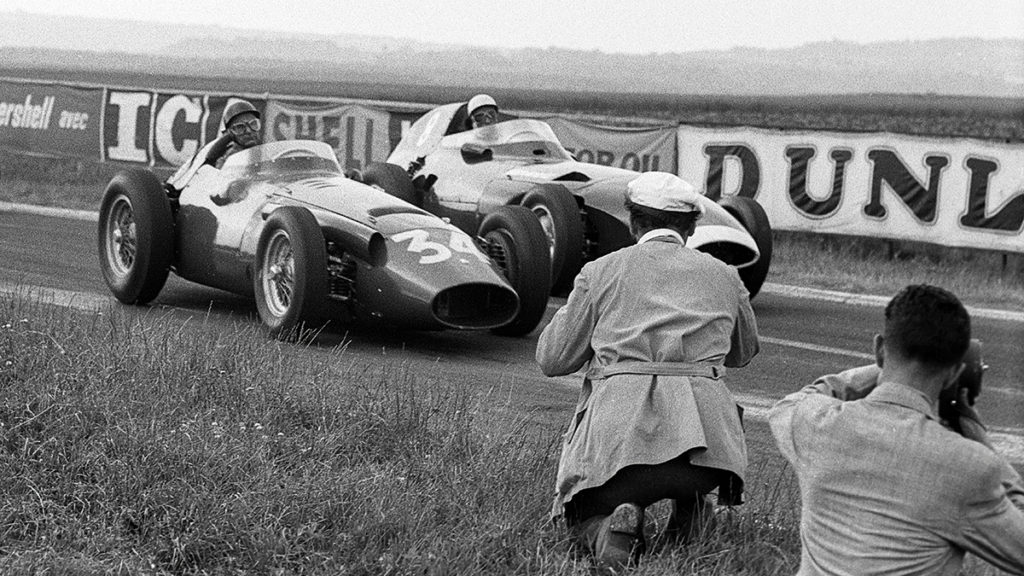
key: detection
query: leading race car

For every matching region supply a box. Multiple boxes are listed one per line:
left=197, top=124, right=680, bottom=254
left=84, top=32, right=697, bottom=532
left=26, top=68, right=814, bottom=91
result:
left=97, top=139, right=549, bottom=338
left=367, top=102, right=773, bottom=299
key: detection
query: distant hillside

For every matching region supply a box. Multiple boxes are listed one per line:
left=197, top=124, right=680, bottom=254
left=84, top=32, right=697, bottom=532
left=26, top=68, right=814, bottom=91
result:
left=1, top=10, right=1022, bottom=97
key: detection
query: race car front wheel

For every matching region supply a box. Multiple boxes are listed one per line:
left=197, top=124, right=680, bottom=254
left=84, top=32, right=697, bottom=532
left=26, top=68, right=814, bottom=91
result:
left=520, top=185, right=584, bottom=294
left=479, top=206, right=552, bottom=337
left=254, top=207, right=329, bottom=339
left=97, top=169, right=174, bottom=305
left=718, top=196, right=773, bottom=298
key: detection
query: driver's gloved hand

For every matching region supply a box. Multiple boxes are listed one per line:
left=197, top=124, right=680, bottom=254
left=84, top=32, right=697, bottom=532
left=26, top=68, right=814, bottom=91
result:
left=164, top=182, right=182, bottom=199
left=407, top=156, right=426, bottom=177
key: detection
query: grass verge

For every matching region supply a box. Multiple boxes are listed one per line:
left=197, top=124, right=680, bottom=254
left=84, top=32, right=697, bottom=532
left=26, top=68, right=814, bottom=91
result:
left=3, top=280, right=1019, bottom=574
left=0, top=289, right=813, bottom=575
left=770, top=231, right=1024, bottom=310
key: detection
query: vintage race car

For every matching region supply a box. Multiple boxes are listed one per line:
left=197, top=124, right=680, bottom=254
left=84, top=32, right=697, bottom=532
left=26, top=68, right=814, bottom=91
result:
left=368, top=102, right=773, bottom=298
left=97, top=139, right=549, bottom=337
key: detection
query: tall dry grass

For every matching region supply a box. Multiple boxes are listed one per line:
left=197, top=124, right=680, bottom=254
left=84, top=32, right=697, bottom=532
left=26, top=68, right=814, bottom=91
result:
left=3, top=285, right=1018, bottom=574
left=0, top=289, right=815, bottom=575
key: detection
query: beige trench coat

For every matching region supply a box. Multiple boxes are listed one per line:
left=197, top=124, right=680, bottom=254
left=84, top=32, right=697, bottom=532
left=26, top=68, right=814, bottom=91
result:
left=536, top=234, right=759, bottom=516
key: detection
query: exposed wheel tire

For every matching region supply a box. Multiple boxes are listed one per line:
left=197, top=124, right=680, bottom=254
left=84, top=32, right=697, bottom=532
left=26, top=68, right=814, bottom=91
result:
left=97, top=169, right=174, bottom=305
left=362, top=162, right=418, bottom=206
left=253, top=207, right=329, bottom=339
left=480, top=206, right=552, bottom=337
left=718, top=196, right=773, bottom=298
left=520, top=186, right=584, bottom=293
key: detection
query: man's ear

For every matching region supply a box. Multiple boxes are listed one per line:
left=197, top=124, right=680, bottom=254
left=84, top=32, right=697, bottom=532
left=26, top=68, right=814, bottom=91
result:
left=873, top=334, right=884, bottom=368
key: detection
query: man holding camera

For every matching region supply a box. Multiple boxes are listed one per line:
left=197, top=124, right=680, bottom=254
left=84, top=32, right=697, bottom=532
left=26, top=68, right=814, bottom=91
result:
left=769, top=284, right=1024, bottom=574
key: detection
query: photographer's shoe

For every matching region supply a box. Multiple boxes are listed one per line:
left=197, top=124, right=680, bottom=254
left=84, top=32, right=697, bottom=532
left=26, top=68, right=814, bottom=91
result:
left=594, top=502, right=645, bottom=570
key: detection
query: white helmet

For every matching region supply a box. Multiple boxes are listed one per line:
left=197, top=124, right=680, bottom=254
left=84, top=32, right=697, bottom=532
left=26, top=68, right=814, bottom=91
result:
left=467, top=94, right=497, bottom=116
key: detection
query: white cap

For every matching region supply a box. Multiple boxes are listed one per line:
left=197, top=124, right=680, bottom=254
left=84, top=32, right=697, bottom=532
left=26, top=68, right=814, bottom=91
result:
left=467, top=94, right=497, bottom=115
left=626, top=172, right=703, bottom=215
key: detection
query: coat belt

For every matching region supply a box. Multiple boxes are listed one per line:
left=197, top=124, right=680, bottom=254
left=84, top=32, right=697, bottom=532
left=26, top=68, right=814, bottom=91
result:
left=586, top=361, right=724, bottom=380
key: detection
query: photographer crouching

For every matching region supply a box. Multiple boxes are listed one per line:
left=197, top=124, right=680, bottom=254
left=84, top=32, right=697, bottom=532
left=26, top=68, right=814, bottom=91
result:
left=537, top=172, right=759, bottom=570
left=769, top=284, right=1024, bottom=574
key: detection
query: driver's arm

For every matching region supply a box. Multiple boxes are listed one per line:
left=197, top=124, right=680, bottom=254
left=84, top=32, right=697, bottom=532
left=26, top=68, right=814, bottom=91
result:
left=203, top=132, right=234, bottom=168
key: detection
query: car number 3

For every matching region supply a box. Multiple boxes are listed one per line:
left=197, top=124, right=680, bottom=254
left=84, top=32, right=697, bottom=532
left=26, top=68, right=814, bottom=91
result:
left=391, top=229, right=488, bottom=264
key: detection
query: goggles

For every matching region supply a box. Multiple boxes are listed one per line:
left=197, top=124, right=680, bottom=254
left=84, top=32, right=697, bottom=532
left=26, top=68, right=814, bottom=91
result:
left=471, top=109, right=497, bottom=124
left=228, top=118, right=261, bottom=135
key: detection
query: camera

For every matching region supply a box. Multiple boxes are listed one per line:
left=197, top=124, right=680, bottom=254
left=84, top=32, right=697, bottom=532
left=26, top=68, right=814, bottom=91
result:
left=938, top=338, right=987, bottom=434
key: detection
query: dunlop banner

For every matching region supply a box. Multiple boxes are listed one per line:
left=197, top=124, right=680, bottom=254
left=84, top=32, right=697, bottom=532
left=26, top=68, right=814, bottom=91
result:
left=103, top=90, right=265, bottom=168
left=677, top=125, right=1024, bottom=253
left=0, top=79, right=102, bottom=158
left=264, top=99, right=391, bottom=171
left=546, top=117, right=677, bottom=173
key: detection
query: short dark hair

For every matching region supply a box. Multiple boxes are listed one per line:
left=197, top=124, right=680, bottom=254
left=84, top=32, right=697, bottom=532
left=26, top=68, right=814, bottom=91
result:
left=625, top=199, right=699, bottom=238
left=884, top=284, right=970, bottom=368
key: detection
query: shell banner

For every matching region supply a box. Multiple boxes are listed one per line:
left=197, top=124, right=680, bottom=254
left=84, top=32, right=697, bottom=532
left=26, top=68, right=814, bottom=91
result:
left=264, top=99, right=392, bottom=171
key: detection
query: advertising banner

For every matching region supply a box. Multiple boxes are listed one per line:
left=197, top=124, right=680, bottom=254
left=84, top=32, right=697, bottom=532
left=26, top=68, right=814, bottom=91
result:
left=677, top=125, right=1024, bottom=253
left=546, top=117, right=677, bottom=173
left=264, top=99, right=392, bottom=171
left=0, top=79, right=102, bottom=158
left=102, top=90, right=262, bottom=168
left=388, top=110, right=425, bottom=154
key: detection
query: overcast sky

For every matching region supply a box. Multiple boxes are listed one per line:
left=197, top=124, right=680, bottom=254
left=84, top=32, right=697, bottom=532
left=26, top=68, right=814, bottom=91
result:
left=4, top=0, right=1024, bottom=54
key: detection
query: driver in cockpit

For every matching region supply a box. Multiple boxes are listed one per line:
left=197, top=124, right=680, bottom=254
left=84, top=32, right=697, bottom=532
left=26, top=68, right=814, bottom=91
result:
left=205, top=100, right=263, bottom=168
left=466, top=94, right=499, bottom=130
left=166, top=99, right=263, bottom=199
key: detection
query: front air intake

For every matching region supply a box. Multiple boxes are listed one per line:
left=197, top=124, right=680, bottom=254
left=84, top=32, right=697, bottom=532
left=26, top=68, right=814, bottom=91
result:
left=432, top=284, right=519, bottom=329
left=696, top=242, right=758, bottom=268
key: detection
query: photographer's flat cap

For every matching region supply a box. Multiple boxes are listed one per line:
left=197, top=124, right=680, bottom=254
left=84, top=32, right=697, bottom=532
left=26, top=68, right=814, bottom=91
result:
left=627, top=172, right=703, bottom=215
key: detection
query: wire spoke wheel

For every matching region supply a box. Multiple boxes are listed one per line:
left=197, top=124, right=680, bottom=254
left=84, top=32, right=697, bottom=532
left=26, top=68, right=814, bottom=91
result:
left=478, top=205, right=551, bottom=336
left=520, top=186, right=583, bottom=293
left=104, top=194, right=138, bottom=277
left=261, top=230, right=297, bottom=317
left=96, top=168, right=173, bottom=305
left=253, top=207, right=328, bottom=339
left=530, top=204, right=557, bottom=260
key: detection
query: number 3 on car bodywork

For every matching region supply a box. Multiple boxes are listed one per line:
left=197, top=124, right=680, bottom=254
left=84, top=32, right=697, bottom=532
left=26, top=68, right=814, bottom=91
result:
left=392, top=229, right=489, bottom=264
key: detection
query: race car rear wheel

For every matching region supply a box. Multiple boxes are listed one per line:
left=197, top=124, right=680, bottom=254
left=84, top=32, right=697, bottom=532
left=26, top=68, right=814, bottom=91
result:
left=520, top=185, right=584, bottom=294
left=479, top=206, right=552, bottom=337
left=362, top=162, right=419, bottom=207
left=718, top=196, right=773, bottom=298
left=254, top=207, right=329, bottom=339
left=97, top=169, right=174, bottom=305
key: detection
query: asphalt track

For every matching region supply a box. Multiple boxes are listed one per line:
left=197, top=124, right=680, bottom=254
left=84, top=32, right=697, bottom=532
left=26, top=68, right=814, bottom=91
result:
left=1, top=203, right=1022, bottom=469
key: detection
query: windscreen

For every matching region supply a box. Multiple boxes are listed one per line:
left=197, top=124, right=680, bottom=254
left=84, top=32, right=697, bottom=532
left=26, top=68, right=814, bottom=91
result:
left=441, top=119, right=574, bottom=161
left=221, top=140, right=343, bottom=176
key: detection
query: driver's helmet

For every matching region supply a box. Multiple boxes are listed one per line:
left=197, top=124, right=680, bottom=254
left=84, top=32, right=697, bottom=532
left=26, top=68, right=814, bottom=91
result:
left=220, top=100, right=261, bottom=133
left=467, top=94, right=497, bottom=117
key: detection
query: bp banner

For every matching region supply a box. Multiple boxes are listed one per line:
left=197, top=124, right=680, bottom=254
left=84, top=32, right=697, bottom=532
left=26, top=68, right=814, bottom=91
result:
left=677, top=125, right=1024, bottom=253
left=102, top=89, right=264, bottom=168
left=264, top=99, right=391, bottom=171
left=546, top=117, right=677, bottom=173
left=0, top=78, right=102, bottom=159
